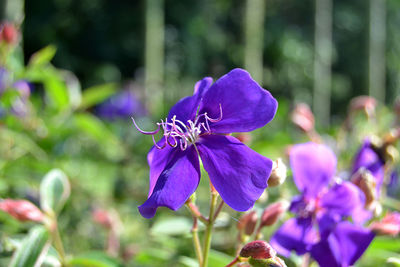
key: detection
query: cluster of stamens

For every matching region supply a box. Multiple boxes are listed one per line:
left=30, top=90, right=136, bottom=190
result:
left=132, top=105, right=222, bottom=151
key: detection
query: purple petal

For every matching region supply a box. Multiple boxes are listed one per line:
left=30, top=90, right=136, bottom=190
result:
left=312, top=222, right=374, bottom=267
left=290, top=142, right=337, bottom=197
left=197, top=135, right=272, bottom=211
left=194, top=77, right=213, bottom=95
left=320, top=181, right=365, bottom=217
left=199, top=68, right=277, bottom=134
left=270, top=217, right=317, bottom=257
left=311, top=239, right=341, bottom=267
left=333, top=222, right=374, bottom=265
left=167, top=77, right=213, bottom=122
left=138, top=146, right=200, bottom=218
left=352, top=140, right=385, bottom=192
left=147, top=138, right=176, bottom=197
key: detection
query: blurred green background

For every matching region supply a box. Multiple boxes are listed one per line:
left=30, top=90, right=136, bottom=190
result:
left=0, top=0, right=400, bottom=266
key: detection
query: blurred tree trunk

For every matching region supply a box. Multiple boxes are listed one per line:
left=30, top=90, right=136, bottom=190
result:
left=368, top=0, right=386, bottom=103
left=145, top=0, right=165, bottom=115
left=0, top=0, right=24, bottom=23
left=244, top=0, right=265, bottom=84
left=313, top=0, right=332, bottom=127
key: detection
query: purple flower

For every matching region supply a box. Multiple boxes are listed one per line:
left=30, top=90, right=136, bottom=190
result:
left=352, top=140, right=385, bottom=193
left=133, top=69, right=278, bottom=218
left=0, top=67, right=8, bottom=93
left=11, top=80, right=31, bottom=117
left=270, top=143, right=374, bottom=267
left=97, top=90, right=146, bottom=120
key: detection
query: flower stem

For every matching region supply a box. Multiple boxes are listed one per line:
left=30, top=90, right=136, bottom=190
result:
left=52, top=217, right=67, bottom=266
left=225, top=257, right=239, bottom=267
left=202, top=189, right=218, bottom=267
left=213, top=200, right=225, bottom=221
left=186, top=201, right=208, bottom=224
left=191, top=217, right=203, bottom=265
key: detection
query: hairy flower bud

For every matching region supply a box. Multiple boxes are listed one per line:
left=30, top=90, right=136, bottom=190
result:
left=291, top=103, right=314, bottom=133
left=351, top=168, right=377, bottom=207
left=370, top=212, right=400, bottom=236
left=0, top=199, right=44, bottom=222
left=0, top=22, right=18, bottom=45
left=240, top=240, right=276, bottom=259
left=237, top=211, right=258, bottom=235
left=92, top=208, right=116, bottom=229
left=267, top=159, right=287, bottom=187
left=260, top=201, right=289, bottom=227
left=349, top=96, right=376, bottom=118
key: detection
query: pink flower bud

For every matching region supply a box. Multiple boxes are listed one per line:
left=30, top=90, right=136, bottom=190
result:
left=260, top=201, right=288, bottom=227
left=0, top=22, right=18, bottom=45
left=267, top=159, right=287, bottom=187
left=240, top=240, right=276, bottom=259
left=349, top=96, right=376, bottom=118
left=370, top=212, right=400, bottom=236
left=92, top=209, right=113, bottom=229
left=0, top=199, right=44, bottom=222
left=291, top=103, right=315, bottom=132
left=237, top=210, right=258, bottom=235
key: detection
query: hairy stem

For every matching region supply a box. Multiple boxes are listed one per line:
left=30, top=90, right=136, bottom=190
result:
left=201, top=189, right=218, bottom=267
left=186, top=201, right=208, bottom=224
left=51, top=217, right=67, bottom=266
left=191, top=217, right=203, bottom=265
left=225, top=257, right=239, bottom=267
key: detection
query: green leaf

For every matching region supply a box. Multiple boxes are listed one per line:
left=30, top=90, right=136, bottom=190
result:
left=68, top=251, right=123, bottom=267
left=42, top=72, right=70, bottom=110
left=29, top=45, right=57, bottom=66
left=74, top=113, right=125, bottom=160
left=9, top=226, right=50, bottom=267
left=79, top=83, right=117, bottom=110
left=40, top=169, right=70, bottom=214
left=24, top=66, right=70, bottom=111
left=208, top=250, right=233, bottom=267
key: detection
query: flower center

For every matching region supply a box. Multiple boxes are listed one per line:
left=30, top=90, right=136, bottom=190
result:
left=132, top=104, right=222, bottom=151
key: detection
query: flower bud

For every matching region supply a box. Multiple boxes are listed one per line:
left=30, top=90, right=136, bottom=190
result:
left=351, top=168, right=377, bottom=207
left=240, top=240, right=276, bottom=259
left=92, top=208, right=113, bottom=229
left=291, top=103, right=314, bottom=133
left=237, top=211, right=258, bottom=236
left=0, top=22, right=18, bottom=45
left=349, top=96, right=376, bottom=118
left=267, top=159, right=287, bottom=187
left=0, top=199, right=44, bottom=222
left=370, top=212, right=400, bottom=236
left=260, top=201, right=289, bottom=227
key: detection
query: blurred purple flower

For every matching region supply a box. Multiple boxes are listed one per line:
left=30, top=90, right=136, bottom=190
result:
left=133, top=69, right=278, bottom=218
left=97, top=90, right=146, bottom=120
left=11, top=80, right=31, bottom=117
left=388, top=170, right=399, bottom=196
left=0, top=67, right=9, bottom=93
left=352, top=140, right=385, bottom=193
left=270, top=143, right=374, bottom=267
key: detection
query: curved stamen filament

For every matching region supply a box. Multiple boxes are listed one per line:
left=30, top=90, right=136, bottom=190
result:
left=205, top=104, right=223, bottom=123
left=131, top=117, right=160, bottom=135
left=152, top=135, right=166, bottom=149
